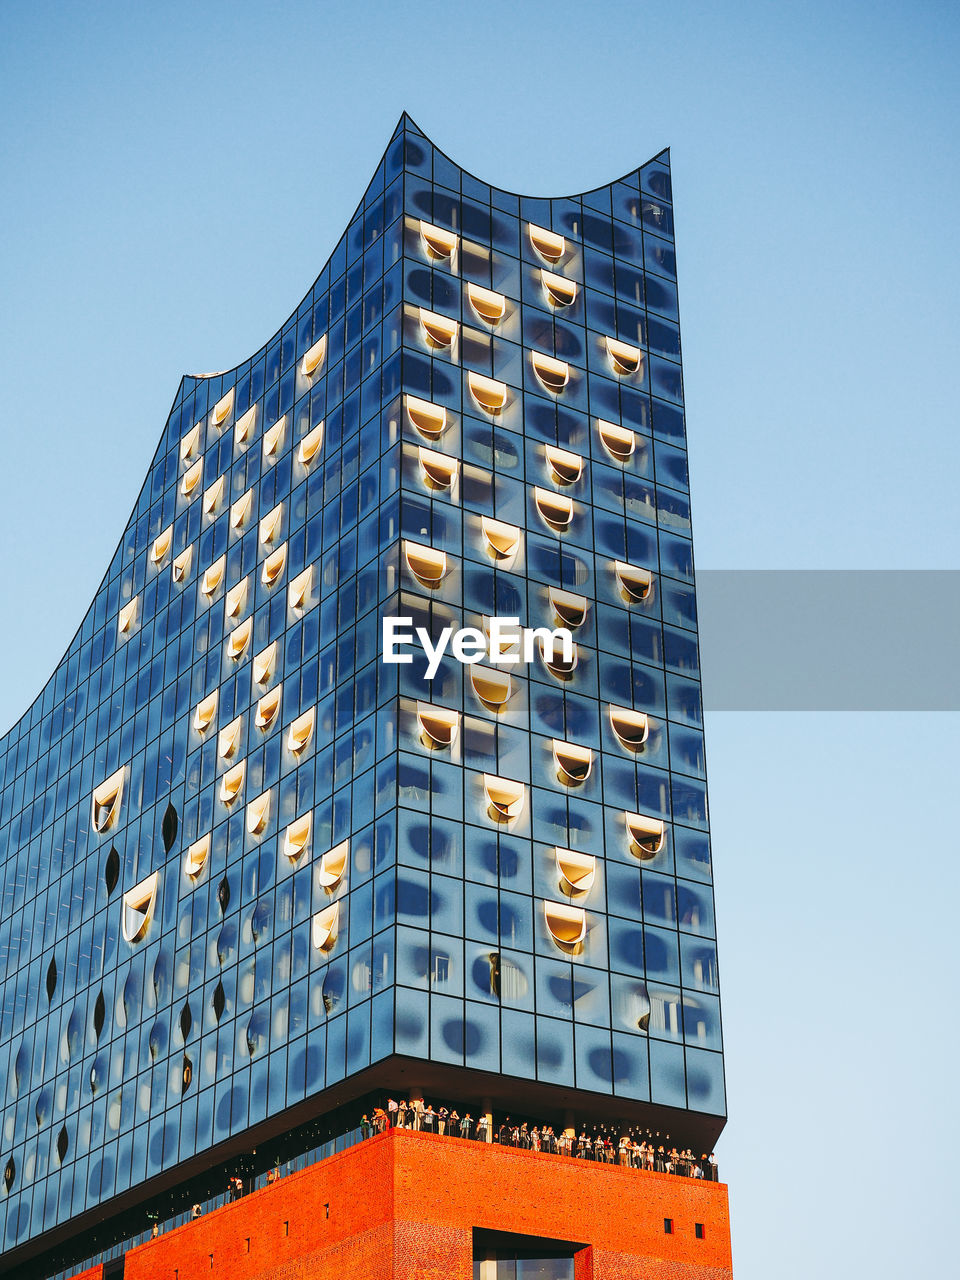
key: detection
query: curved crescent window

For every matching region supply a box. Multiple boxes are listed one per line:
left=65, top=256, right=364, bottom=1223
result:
left=540, top=269, right=577, bottom=306
left=606, top=336, right=643, bottom=376
left=480, top=516, right=521, bottom=561
left=625, top=811, right=666, bottom=858
left=283, top=813, right=312, bottom=863
left=255, top=684, right=282, bottom=730
left=470, top=664, right=513, bottom=712
left=200, top=555, right=225, bottom=598
left=226, top=617, right=252, bottom=661
left=614, top=560, right=654, bottom=602
left=262, top=543, right=288, bottom=585
left=609, top=705, right=650, bottom=751
left=118, top=598, right=138, bottom=636
left=417, top=702, right=461, bottom=750
left=253, top=641, right=278, bottom=687
left=552, top=739, right=593, bottom=786
left=92, top=768, right=125, bottom=834
left=287, top=707, right=316, bottom=755
left=181, top=459, right=202, bottom=497
left=467, top=371, right=507, bottom=413
left=259, top=503, right=284, bottom=546
left=202, top=475, right=224, bottom=516
left=418, top=307, right=459, bottom=349
left=172, top=545, right=193, bottom=583
left=419, top=220, right=459, bottom=261
left=467, top=282, right=506, bottom=324
left=405, top=394, right=448, bottom=439
left=539, top=634, right=578, bottom=679
left=151, top=525, right=172, bottom=565
left=193, top=691, right=218, bottom=734
left=300, top=333, right=327, bottom=378
left=418, top=446, right=459, bottom=491
left=246, top=791, right=271, bottom=836
left=297, top=421, right=324, bottom=464
left=543, top=900, right=586, bottom=950
left=231, top=489, right=253, bottom=530
left=598, top=420, right=637, bottom=462
left=218, top=716, right=243, bottom=761
left=104, top=848, right=121, bottom=897
left=122, top=872, right=160, bottom=943
left=548, top=587, right=588, bottom=628
left=179, top=424, right=200, bottom=463
left=529, top=224, right=565, bottom=264
left=225, top=577, right=247, bottom=620
left=531, top=352, right=570, bottom=393
left=288, top=566, right=313, bottom=612
left=184, top=835, right=210, bottom=880
left=317, top=840, right=349, bottom=889
left=235, top=404, right=257, bottom=445
left=556, top=848, right=596, bottom=897
left=403, top=540, right=447, bottom=589
left=211, top=388, right=234, bottom=427
left=483, top=774, right=526, bottom=822
left=544, top=445, right=583, bottom=485
left=219, top=761, right=246, bottom=805
left=263, top=415, right=286, bottom=458
left=312, top=901, right=341, bottom=951
left=534, top=487, right=574, bottom=532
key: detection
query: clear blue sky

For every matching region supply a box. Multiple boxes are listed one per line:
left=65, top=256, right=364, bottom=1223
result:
left=1, top=2, right=957, bottom=1275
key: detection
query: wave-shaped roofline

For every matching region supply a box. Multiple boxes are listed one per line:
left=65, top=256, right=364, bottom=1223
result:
left=0, top=113, right=670, bottom=747
left=181, top=111, right=670, bottom=384
left=403, top=111, right=669, bottom=203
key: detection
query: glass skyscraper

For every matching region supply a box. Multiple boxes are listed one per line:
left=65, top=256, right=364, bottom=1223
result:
left=0, top=116, right=727, bottom=1279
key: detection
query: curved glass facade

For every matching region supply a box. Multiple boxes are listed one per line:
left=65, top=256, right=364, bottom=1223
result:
left=0, top=115, right=724, bottom=1267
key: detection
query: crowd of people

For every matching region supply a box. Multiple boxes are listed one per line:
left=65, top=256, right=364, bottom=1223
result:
left=67, top=1093, right=718, bottom=1280
left=361, top=1097, right=719, bottom=1181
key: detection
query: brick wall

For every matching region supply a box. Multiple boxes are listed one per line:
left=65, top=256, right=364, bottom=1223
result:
left=123, top=1129, right=732, bottom=1280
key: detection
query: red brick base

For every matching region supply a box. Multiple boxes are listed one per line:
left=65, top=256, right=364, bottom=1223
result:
left=123, top=1130, right=732, bottom=1280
